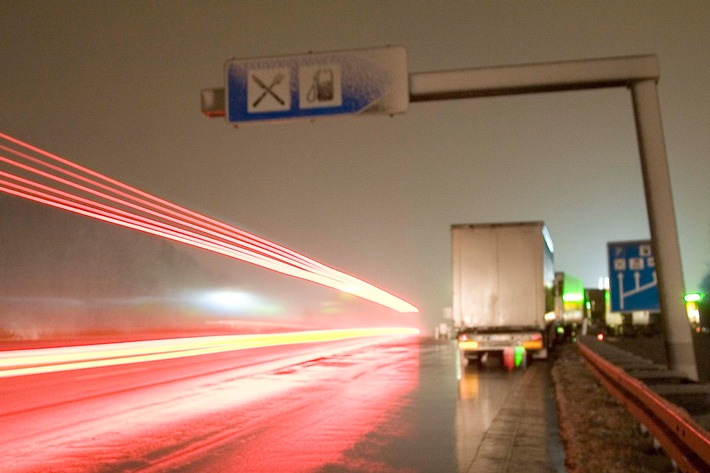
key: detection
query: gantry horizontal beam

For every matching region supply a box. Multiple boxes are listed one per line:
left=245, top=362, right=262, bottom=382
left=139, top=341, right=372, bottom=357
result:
left=408, top=55, right=659, bottom=101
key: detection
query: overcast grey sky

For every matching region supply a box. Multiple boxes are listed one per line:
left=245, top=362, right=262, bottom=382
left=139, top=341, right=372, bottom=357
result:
left=1, top=1, right=708, bottom=330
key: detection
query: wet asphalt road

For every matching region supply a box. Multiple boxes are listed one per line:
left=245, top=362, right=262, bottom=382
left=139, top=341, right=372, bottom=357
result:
left=1, top=337, right=565, bottom=472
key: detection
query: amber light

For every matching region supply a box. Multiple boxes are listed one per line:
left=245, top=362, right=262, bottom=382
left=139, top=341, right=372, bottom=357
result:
left=458, top=340, right=479, bottom=350
left=521, top=339, right=543, bottom=350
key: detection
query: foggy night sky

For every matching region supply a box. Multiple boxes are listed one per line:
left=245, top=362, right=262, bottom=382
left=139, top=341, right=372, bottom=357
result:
left=1, top=1, right=709, bottom=331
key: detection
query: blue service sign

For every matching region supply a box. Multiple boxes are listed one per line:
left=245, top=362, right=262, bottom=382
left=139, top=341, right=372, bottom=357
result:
left=607, top=240, right=660, bottom=312
left=225, top=46, right=408, bottom=125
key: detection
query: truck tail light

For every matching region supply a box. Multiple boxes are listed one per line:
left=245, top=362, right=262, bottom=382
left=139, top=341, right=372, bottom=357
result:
left=521, top=333, right=544, bottom=350
left=458, top=340, right=479, bottom=350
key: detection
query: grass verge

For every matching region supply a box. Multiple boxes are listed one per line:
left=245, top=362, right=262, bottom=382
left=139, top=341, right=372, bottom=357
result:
left=551, top=343, right=674, bottom=473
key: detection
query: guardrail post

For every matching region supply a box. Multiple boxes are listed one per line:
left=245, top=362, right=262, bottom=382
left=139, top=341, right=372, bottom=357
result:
left=630, top=79, right=698, bottom=381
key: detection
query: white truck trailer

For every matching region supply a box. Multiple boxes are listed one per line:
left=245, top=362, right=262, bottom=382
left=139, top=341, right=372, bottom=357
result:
left=453, top=222, right=556, bottom=363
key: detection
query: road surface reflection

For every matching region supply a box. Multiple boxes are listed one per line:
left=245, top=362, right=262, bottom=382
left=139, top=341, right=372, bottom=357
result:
left=0, top=333, right=420, bottom=472
left=193, top=342, right=421, bottom=472
left=0, top=338, right=564, bottom=472
left=455, top=354, right=565, bottom=472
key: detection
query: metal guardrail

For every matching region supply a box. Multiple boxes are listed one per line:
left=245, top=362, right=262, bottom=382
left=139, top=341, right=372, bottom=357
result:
left=578, top=340, right=710, bottom=473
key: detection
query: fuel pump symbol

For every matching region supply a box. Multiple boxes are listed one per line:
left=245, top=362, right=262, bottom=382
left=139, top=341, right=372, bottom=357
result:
left=307, top=68, right=334, bottom=103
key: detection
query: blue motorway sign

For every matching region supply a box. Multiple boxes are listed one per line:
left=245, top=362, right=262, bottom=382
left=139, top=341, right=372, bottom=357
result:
left=607, top=240, right=660, bottom=312
left=225, top=46, right=408, bottom=125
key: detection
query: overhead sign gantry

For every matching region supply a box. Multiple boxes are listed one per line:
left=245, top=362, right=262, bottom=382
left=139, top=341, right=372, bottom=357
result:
left=201, top=48, right=698, bottom=380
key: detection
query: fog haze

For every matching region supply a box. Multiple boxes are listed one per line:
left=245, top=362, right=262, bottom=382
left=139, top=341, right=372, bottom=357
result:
left=1, top=1, right=708, bottom=331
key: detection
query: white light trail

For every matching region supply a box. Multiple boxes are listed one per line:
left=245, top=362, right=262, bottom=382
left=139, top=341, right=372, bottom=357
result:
left=0, top=328, right=420, bottom=378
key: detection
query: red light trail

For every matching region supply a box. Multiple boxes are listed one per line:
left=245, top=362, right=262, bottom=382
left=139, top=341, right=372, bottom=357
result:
left=0, top=334, right=421, bottom=473
left=0, top=133, right=418, bottom=313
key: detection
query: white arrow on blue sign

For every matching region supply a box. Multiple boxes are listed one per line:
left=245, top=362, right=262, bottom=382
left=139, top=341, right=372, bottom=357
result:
left=607, top=240, right=660, bottom=312
left=225, top=46, right=409, bottom=125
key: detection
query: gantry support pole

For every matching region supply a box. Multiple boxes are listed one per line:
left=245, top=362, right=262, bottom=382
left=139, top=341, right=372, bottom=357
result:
left=630, top=79, right=697, bottom=379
